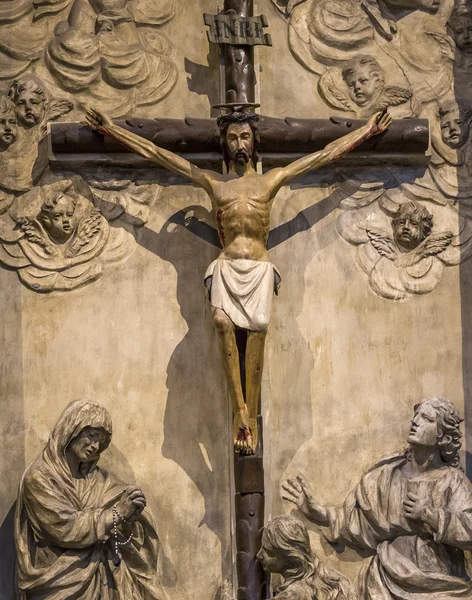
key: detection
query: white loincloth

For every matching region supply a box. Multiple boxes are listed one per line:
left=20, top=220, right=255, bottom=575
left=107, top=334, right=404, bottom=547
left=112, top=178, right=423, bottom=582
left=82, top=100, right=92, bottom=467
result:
left=205, top=258, right=281, bottom=332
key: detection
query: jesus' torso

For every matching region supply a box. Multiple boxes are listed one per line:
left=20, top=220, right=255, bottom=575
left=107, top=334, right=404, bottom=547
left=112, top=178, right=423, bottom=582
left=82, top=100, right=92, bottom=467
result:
left=209, top=172, right=276, bottom=262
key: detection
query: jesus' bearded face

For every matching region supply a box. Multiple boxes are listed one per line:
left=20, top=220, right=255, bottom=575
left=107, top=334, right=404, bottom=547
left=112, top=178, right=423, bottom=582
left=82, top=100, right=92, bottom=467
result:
left=225, top=123, right=255, bottom=167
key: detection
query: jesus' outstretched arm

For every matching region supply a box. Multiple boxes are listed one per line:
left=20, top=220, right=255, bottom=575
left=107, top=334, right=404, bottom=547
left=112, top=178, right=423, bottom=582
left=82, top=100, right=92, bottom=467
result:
left=264, top=111, right=392, bottom=195
left=85, top=107, right=218, bottom=195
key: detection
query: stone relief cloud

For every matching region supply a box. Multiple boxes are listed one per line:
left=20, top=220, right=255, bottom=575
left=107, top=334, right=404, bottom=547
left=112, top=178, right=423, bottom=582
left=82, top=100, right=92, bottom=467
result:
left=277, top=0, right=454, bottom=110
left=0, top=0, right=178, bottom=118
left=0, top=179, right=137, bottom=292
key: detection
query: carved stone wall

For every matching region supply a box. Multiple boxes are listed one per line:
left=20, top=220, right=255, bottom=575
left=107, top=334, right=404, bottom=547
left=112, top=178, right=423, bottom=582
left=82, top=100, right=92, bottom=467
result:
left=0, top=0, right=470, bottom=598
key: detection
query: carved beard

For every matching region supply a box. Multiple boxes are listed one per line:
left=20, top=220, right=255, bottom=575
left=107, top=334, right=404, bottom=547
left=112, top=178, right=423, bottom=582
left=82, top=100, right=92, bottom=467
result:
left=230, top=148, right=251, bottom=167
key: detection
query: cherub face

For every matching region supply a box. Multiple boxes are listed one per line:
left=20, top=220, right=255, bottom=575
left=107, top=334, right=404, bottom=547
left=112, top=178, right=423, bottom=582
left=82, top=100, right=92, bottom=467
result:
left=452, top=16, right=472, bottom=54
left=226, top=123, right=254, bottom=166
left=41, top=195, right=78, bottom=244
left=441, top=109, right=470, bottom=149
left=15, top=90, right=46, bottom=128
left=393, top=213, right=424, bottom=251
left=408, top=403, right=438, bottom=448
left=0, top=112, right=18, bottom=147
left=344, top=66, right=382, bottom=107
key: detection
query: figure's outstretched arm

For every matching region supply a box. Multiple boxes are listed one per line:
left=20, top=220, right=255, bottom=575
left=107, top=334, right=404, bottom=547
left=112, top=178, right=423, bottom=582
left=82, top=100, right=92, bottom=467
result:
left=265, top=111, right=392, bottom=194
left=85, top=108, right=217, bottom=195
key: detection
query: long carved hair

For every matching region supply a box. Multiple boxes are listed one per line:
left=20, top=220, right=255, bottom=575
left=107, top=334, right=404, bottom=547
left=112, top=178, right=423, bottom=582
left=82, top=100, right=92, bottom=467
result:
left=263, top=516, right=353, bottom=600
left=406, top=397, right=463, bottom=468
left=216, top=110, right=260, bottom=170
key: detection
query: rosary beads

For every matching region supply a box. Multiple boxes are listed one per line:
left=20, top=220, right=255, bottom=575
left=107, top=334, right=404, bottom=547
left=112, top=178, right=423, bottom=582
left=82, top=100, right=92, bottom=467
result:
left=112, top=504, right=135, bottom=559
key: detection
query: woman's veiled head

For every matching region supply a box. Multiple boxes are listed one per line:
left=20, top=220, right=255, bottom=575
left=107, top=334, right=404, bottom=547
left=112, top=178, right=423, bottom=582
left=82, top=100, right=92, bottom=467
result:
left=48, top=400, right=112, bottom=463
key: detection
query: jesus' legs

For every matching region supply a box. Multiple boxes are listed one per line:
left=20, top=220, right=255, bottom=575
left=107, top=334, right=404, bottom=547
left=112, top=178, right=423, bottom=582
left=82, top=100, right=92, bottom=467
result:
left=213, top=308, right=254, bottom=455
left=245, top=330, right=266, bottom=454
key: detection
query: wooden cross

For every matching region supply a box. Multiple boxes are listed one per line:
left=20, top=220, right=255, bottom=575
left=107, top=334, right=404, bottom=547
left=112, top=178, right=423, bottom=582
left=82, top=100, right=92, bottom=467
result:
left=48, top=2, right=428, bottom=598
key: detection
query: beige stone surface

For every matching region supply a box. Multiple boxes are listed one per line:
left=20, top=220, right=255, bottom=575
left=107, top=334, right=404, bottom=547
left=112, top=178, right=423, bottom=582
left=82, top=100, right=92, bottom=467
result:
left=0, top=0, right=470, bottom=597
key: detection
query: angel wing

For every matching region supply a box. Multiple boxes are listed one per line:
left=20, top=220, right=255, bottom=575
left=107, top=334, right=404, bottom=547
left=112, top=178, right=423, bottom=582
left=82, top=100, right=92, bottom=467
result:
left=318, top=71, right=354, bottom=113
left=16, top=217, right=57, bottom=255
left=45, top=99, right=74, bottom=123
left=366, top=227, right=399, bottom=260
left=374, top=86, right=412, bottom=111
left=38, top=98, right=74, bottom=137
left=419, top=231, right=453, bottom=257
left=426, top=32, right=455, bottom=62
left=67, top=209, right=102, bottom=257
left=395, top=231, right=453, bottom=268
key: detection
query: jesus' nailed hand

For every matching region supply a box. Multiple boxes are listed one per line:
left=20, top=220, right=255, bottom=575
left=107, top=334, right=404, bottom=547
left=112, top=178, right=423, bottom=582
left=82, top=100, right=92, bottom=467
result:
left=85, top=106, right=392, bottom=455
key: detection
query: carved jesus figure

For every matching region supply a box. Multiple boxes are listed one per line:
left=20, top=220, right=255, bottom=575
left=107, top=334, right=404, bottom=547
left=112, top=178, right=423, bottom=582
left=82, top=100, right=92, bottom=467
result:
left=86, top=106, right=391, bottom=455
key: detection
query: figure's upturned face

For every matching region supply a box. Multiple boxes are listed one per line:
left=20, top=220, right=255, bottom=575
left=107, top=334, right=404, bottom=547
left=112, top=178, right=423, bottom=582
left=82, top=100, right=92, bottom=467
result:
left=408, top=404, right=439, bottom=447
left=440, top=109, right=470, bottom=149
left=226, top=123, right=254, bottom=167
left=15, top=91, right=46, bottom=128
left=344, top=66, right=382, bottom=107
left=257, top=535, right=285, bottom=574
left=41, top=196, right=78, bottom=244
left=393, top=212, right=425, bottom=251
left=452, top=17, right=472, bottom=53
left=0, top=112, right=18, bottom=147
left=67, top=427, right=108, bottom=464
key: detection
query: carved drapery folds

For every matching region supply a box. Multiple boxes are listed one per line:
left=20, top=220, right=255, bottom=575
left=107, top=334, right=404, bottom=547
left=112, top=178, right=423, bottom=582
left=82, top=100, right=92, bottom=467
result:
left=15, top=400, right=162, bottom=598
left=282, top=398, right=472, bottom=599
left=0, top=0, right=177, bottom=117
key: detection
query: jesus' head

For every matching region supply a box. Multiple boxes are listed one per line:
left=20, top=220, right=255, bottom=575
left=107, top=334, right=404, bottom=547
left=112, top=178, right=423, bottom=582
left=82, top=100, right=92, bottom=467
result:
left=217, top=110, right=260, bottom=173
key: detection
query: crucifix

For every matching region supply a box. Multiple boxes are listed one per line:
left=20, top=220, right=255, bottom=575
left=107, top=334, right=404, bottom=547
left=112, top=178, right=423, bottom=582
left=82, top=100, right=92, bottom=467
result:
left=49, top=1, right=428, bottom=597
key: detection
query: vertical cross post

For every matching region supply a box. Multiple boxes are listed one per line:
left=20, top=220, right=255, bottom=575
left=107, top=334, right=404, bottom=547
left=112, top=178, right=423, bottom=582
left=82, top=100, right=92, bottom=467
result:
left=223, top=0, right=256, bottom=104
left=205, top=2, right=271, bottom=598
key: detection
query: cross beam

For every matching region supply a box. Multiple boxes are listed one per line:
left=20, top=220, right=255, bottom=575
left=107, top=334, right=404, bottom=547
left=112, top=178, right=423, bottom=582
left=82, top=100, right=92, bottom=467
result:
left=49, top=116, right=430, bottom=168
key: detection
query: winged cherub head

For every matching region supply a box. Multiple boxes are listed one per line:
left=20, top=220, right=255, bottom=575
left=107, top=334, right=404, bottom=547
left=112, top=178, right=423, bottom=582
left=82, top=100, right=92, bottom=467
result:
left=342, top=55, right=385, bottom=108
left=392, top=201, right=433, bottom=252
left=0, top=98, right=18, bottom=148
left=448, top=1, right=472, bottom=54
left=39, top=192, right=79, bottom=244
left=439, top=99, right=472, bottom=150
left=8, top=78, right=48, bottom=129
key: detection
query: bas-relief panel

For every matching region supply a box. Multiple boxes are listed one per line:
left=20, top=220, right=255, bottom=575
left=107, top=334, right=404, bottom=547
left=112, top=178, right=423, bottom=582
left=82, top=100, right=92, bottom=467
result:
left=14, top=213, right=231, bottom=599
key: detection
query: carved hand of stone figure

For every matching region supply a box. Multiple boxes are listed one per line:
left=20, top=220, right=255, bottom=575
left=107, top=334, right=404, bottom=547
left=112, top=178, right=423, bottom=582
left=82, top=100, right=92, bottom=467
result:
left=403, top=492, right=439, bottom=528
left=282, top=476, right=328, bottom=525
left=116, top=485, right=147, bottom=521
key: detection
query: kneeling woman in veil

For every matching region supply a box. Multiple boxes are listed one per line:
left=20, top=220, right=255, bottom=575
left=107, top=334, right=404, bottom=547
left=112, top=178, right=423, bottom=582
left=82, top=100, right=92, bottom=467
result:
left=15, top=399, right=162, bottom=599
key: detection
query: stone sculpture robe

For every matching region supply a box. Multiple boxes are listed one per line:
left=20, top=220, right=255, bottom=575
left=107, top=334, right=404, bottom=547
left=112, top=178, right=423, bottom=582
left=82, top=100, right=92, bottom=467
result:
left=324, top=455, right=472, bottom=599
left=15, top=400, right=162, bottom=599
